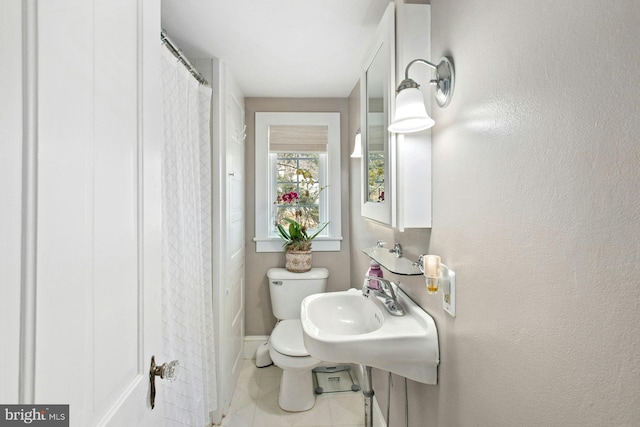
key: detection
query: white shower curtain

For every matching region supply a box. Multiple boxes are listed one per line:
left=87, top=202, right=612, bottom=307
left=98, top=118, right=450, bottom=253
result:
left=160, top=47, right=216, bottom=427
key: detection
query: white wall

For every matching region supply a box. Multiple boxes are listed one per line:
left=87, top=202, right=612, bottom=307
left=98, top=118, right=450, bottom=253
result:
left=350, top=0, right=640, bottom=425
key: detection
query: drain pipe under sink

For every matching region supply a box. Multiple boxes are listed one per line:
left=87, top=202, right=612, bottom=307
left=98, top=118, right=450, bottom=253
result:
left=384, top=372, right=410, bottom=427
left=362, top=365, right=374, bottom=427
left=362, top=367, right=410, bottom=427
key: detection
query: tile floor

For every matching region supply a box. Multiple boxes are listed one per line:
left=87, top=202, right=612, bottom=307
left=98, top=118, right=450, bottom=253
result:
left=220, top=360, right=365, bottom=427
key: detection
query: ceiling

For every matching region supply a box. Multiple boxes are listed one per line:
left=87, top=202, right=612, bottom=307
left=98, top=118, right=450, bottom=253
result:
left=161, top=0, right=392, bottom=97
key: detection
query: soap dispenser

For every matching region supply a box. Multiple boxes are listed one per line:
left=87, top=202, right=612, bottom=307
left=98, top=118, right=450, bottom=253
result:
left=366, top=260, right=383, bottom=290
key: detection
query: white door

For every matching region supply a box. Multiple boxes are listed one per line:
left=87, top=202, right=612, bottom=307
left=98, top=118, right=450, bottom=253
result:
left=224, top=73, right=246, bottom=410
left=207, top=61, right=246, bottom=420
left=0, top=0, right=25, bottom=406
left=0, top=1, right=165, bottom=425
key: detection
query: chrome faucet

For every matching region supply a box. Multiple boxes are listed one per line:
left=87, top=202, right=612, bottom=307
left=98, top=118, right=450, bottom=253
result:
left=363, top=276, right=405, bottom=316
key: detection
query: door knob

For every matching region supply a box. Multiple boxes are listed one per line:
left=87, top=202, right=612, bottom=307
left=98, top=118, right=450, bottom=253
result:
left=149, top=356, right=179, bottom=409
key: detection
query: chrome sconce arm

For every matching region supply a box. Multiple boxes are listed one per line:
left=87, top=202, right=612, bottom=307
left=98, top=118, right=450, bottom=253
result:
left=397, top=58, right=455, bottom=107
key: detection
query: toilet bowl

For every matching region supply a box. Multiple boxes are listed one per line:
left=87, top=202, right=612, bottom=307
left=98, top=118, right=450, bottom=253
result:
left=269, top=319, right=321, bottom=412
left=267, top=267, right=329, bottom=412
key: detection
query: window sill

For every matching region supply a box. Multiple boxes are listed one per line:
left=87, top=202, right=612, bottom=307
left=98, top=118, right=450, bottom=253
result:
left=253, top=237, right=343, bottom=253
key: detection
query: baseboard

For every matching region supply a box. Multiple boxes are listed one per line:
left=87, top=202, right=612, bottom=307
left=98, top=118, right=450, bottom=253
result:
left=244, top=335, right=269, bottom=359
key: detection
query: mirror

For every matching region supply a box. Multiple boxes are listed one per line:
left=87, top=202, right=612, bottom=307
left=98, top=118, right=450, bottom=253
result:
left=360, top=3, right=395, bottom=225
left=366, top=47, right=386, bottom=204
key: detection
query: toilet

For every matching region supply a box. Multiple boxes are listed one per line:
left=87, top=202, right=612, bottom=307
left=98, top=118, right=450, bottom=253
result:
left=267, top=267, right=329, bottom=412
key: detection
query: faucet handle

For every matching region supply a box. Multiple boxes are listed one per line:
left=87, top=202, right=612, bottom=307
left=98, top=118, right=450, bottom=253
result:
left=363, top=277, right=405, bottom=316
left=389, top=243, right=402, bottom=258
left=364, top=276, right=390, bottom=286
left=383, top=279, right=398, bottom=299
left=375, top=240, right=386, bottom=248
left=413, top=254, right=425, bottom=272
left=365, top=276, right=396, bottom=296
left=383, top=299, right=405, bottom=316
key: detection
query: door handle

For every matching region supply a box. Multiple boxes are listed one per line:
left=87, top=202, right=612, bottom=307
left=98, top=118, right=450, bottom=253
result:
left=149, top=356, right=179, bottom=409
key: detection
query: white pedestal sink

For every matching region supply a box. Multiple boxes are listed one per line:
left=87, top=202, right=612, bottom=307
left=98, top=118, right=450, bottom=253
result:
left=301, top=285, right=439, bottom=384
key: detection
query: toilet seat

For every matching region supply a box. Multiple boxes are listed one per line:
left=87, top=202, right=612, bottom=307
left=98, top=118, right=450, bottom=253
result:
left=269, top=346, right=320, bottom=371
left=271, top=319, right=309, bottom=357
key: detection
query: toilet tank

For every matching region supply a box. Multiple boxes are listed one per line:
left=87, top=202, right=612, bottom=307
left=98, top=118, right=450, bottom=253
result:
left=267, top=267, right=329, bottom=320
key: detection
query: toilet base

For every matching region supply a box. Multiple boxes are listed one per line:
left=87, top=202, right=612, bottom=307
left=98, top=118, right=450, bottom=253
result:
left=278, top=369, right=315, bottom=412
left=269, top=346, right=320, bottom=412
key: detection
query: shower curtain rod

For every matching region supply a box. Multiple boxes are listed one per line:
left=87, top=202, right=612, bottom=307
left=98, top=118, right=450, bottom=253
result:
left=161, top=30, right=209, bottom=86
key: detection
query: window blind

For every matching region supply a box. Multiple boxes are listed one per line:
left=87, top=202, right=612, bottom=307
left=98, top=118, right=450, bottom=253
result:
left=268, top=125, right=328, bottom=153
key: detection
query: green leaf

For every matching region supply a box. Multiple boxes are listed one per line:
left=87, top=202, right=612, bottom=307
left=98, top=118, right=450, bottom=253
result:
left=306, top=222, right=329, bottom=241
left=276, top=223, right=291, bottom=241
left=284, top=218, right=303, bottom=240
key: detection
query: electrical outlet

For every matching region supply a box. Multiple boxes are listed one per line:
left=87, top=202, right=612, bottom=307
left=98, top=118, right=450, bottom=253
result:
left=443, top=269, right=456, bottom=317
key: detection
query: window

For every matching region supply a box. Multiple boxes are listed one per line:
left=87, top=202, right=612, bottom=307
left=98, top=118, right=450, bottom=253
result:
left=254, top=112, right=342, bottom=252
left=274, top=152, right=322, bottom=230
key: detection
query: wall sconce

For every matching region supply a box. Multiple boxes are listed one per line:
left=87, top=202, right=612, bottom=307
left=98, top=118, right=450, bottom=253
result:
left=388, top=57, right=455, bottom=134
left=351, top=128, right=362, bottom=158
left=418, top=254, right=456, bottom=317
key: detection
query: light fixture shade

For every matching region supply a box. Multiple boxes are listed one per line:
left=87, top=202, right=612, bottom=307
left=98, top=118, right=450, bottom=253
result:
left=388, top=87, right=435, bottom=133
left=351, top=130, right=362, bottom=158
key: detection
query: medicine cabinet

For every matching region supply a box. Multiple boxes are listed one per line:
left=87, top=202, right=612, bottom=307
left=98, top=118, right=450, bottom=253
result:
left=360, top=2, right=432, bottom=230
left=360, top=3, right=395, bottom=225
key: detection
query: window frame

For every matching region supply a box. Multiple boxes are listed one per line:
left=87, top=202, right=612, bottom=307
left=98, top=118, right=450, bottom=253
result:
left=254, top=112, right=342, bottom=252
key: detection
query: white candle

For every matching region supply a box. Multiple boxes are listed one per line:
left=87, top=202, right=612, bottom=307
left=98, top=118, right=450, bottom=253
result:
left=425, top=255, right=440, bottom=278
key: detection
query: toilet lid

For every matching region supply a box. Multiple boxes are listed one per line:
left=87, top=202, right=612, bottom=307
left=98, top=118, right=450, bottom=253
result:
left=271, top=319, right=309, bottom=357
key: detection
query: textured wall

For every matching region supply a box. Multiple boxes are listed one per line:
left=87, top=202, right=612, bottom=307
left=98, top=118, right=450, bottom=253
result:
left=244, top=98, right=352, bottom=336
left=350, top=0, right=640, bottom=426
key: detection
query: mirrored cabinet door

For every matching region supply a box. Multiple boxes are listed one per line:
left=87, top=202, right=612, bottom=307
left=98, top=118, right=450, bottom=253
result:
left=359, top=2, right=432, bottom=230
left=360, top=3, right=395, bottom=226
left=366, top=56, right=385, bottom=206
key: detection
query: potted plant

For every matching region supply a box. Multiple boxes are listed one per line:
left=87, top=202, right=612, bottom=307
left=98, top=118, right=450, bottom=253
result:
left=274, top=169, right=328, bottom=272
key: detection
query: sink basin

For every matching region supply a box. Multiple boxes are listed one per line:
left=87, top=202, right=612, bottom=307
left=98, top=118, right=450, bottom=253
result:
left=301, top=286, right=440, bottom=384
left=302, top=292, right=384, bottom=336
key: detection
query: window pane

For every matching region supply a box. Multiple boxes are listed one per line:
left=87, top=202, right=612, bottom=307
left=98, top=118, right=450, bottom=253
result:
left=275, top=206, right=298, bottom=228
left=298, top=158, right=319, bottom=177
left=275, top=206, right=320, bottom=229
left=303, top=206, right=320, bottom=228
left=274, top=151, right=323, bottom=234
left=277, top=183, right=298, bottom=195
left=277, top=159, right=298, bottom=178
